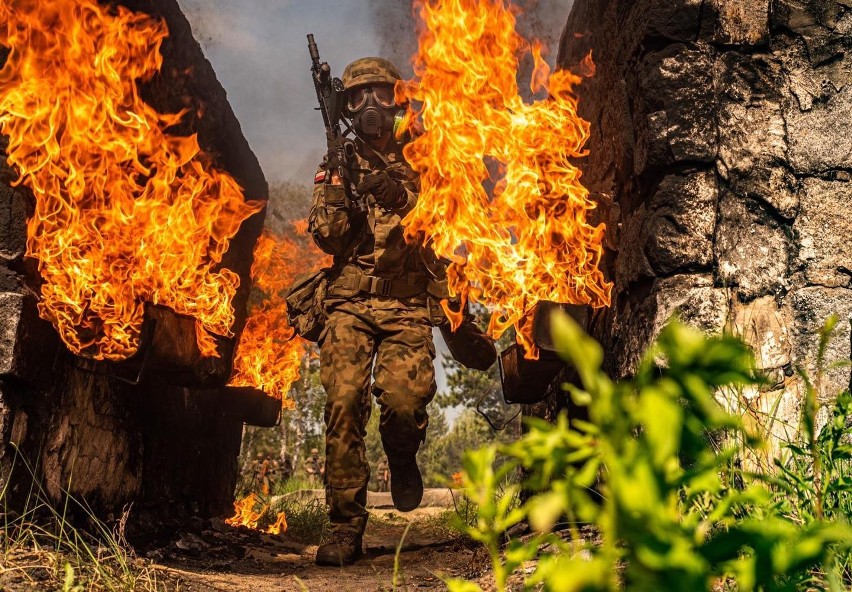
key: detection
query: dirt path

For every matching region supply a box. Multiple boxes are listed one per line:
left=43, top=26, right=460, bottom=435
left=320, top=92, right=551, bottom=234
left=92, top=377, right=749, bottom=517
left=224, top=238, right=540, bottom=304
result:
left=153, top=507, right=488, bottom=592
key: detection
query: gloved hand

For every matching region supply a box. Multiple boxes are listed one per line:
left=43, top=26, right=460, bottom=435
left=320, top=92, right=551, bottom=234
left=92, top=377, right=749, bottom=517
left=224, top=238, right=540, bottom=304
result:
left=356, top=172, right=406, bottom=209
left=326, top=137, right=353, bottom=173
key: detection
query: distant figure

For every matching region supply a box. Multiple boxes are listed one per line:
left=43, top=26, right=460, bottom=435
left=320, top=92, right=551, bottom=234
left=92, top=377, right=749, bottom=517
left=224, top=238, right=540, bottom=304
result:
left=280, top=456, right=294, bottom=482
left=252, top=452, right=272, bottom=495
left=376, top=457, right=390, bottom=492
left=304, top=448, right=324, bottom=480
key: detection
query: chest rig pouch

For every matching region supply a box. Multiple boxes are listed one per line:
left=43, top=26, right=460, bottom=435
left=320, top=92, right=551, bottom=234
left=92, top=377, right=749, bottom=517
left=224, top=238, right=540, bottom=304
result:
left=285, top=268, right=330, bottom=342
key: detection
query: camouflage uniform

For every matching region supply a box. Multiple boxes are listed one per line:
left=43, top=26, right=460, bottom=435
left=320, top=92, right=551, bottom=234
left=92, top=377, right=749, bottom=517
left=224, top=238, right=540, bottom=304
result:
left=309, top=135, right=444, bottom=536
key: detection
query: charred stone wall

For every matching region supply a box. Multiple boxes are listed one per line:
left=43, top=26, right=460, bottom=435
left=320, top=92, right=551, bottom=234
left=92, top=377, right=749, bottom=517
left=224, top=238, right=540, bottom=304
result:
left=0, top=0, right=267, bottom=523
left=559, top=0, right=852, bottom=435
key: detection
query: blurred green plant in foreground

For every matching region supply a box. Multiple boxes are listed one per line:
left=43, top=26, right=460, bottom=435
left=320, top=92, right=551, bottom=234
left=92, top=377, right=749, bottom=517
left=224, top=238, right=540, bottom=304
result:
left=448, top=313, right=852, bottom=592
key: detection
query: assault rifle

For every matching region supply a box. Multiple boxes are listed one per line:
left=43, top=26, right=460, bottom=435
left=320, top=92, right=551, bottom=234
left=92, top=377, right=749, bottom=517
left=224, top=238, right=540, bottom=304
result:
left=306, top=34, right=364, bottom=211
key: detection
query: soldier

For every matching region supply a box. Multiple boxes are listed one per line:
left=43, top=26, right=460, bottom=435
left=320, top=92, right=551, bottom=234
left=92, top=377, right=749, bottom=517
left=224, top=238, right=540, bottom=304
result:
left=376, top=457, right=390, bottom=493
left=280, top=455, right=294, bottom=482
left=308, top=56, right=446, bottom=567
left=304, top=447, right=323, bottom=480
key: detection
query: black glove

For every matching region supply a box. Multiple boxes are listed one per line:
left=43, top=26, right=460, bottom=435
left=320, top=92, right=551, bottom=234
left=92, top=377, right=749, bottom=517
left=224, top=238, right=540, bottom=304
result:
left=356, top=172, right=406, bottom=209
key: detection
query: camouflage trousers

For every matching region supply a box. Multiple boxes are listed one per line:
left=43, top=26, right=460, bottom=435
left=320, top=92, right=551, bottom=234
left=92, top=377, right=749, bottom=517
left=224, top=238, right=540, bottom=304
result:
left=318, top=296, right=436, bottom=535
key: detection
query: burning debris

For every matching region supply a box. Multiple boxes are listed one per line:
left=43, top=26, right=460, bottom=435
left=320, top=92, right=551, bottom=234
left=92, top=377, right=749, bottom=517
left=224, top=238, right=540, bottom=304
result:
left=398, top=0, right=611, bottom=358
left=0, top=0, right=264, bottom=361
left=229, top=224, right=330, bottom=401
left=225, top=492, right=288, bottom=535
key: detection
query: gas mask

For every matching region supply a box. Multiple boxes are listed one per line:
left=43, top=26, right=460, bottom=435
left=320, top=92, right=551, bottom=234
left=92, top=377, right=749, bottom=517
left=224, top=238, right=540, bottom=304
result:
left=346, top=84, right=404, bottom=139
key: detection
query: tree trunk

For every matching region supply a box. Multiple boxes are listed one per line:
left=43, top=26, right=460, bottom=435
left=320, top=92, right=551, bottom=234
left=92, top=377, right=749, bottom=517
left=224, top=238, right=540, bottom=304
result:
left=0, top=0, right=269, bottom=530
left=556, top=0, right=852, bottom=437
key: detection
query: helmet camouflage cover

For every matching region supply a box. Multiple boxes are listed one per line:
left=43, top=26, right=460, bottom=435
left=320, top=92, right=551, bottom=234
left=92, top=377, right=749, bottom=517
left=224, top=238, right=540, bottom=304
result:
left=342, top=57, right=401, bottom=91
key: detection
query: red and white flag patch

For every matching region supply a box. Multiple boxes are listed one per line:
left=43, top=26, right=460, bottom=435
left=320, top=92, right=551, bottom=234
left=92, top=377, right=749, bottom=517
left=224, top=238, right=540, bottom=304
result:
left=314, top=170, right=327, bottom=184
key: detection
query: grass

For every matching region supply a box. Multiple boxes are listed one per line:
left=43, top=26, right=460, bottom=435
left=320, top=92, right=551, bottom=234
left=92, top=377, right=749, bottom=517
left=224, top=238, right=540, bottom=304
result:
left=0, top=449, right=176, bottom=592
left=272, top=475, right=321, bottom=496
left=270, top=495, right=330, bottom=544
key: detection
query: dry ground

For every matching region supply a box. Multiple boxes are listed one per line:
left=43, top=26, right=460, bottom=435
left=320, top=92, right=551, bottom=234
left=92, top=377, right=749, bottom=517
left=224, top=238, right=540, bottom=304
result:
left=154, top=507, right=489, bottom=592
left=0, top=492, right=498, bottom=591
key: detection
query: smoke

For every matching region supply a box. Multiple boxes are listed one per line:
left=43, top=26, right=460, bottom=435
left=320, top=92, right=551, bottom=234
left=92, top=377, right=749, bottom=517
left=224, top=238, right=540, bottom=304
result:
left=370, top=0, right=576, bottom=83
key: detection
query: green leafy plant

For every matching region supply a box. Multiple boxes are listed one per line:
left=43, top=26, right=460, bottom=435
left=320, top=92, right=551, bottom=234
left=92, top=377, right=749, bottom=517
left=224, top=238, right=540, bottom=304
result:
left=771, top=316, right=852, bottom=588
left=448, top=313, right=852, bottom=592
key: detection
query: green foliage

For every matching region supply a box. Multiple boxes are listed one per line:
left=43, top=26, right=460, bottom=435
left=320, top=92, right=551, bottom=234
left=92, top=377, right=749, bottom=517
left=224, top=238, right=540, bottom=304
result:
left=448, top=313, right=852, bottom=592
left=419, top=409, right=498, bottom=487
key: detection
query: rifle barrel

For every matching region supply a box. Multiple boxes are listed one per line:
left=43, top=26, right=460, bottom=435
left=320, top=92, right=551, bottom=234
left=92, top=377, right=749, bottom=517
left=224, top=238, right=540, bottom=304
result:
left=307, top=34, right=320, bottom=68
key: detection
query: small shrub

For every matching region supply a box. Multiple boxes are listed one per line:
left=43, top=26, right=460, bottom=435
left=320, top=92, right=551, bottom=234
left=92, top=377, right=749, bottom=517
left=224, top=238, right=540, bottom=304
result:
left=448, top=313, right=852, bottom=592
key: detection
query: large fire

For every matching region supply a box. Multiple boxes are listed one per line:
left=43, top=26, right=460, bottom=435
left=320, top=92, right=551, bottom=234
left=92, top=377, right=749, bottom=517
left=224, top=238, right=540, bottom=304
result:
left=399, top=0, right=612, bottom=357
left=229, top=223, right=330, bottom=401
left=0, top=0, right=263, bottom=361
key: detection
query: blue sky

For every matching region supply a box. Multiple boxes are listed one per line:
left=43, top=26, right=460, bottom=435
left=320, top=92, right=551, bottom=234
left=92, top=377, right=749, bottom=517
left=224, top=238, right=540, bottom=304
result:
left=178, top=0, right=387, bottom=184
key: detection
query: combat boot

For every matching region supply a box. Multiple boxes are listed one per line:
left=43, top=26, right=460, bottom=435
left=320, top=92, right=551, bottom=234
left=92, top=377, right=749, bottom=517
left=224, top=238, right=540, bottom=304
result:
left=315, top=529, right=363, bottom=566
left=389, top=455, right=423, bottom=512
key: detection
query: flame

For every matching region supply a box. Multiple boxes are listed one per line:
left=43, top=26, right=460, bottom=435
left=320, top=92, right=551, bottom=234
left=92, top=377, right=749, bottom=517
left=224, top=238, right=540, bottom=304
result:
left=229, top=223, right=331, bottom=401
left=398, top=0, right=612, bottom=357
left=0, top=0, right=264, bottom=361
left=266, top=511, right=288, bottom=535
left=225, top=493, right=267, bottom=530
left=226, top=493, right=288, bottom=535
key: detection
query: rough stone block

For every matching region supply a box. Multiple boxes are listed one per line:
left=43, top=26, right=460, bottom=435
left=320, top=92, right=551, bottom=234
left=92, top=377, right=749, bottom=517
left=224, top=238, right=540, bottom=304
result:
left=771, top=0, right=846, bottom=64
left=729, top=296, right=793, bottom=370
left=645, top=170, right=718, bottom=275
left=789, top=287, right=852, bottom=401
left=794, top=178, right=852, bottom=288
left=613, top=274, right=730, bottom=376
left=717, top=98, right=792, bottom=212
left=0, top=292, right=25, bottom=377
left=615, top=205, right=654, bottom=287
left=627, top=0, right=705, bottom=42
left=0, top=287, right=59, bottom=386
left=787, top=86, right=852, bottom=173
left=733, top=167, right=799, bottom=220
left=633, top=111, right=674, bottom=176
left=637, top=44, right=718, bottom=164
left=703, top=0, right=770, bottom=45
left=0, top=181, right=29, bottom=262
left=715, top=193, right=792, bottom=300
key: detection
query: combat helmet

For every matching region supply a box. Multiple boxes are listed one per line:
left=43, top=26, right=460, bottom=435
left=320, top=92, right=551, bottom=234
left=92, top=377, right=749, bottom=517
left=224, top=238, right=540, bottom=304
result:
left=342, top=57, right=401, bottom=91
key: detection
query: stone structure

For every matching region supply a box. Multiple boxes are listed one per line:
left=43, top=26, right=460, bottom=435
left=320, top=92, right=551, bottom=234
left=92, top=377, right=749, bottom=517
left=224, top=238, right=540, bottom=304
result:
left=558, top=0, right=852, bottom=438
left=0, top=0, right=268, bottom=526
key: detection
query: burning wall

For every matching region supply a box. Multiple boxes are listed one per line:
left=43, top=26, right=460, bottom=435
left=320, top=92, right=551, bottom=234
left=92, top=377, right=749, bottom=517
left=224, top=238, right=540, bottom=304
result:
left=0, top=0, right=267, bottom=520
left=559, top=0, right=852, bottom=437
